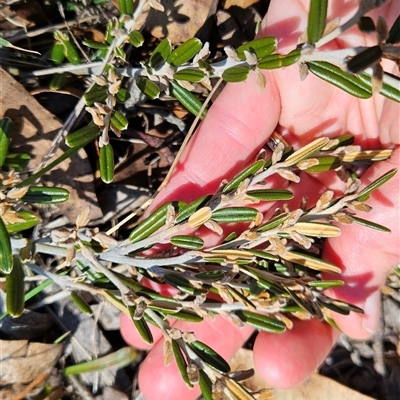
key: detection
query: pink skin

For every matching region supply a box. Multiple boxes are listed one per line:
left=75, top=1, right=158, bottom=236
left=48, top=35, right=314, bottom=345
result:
left=120, top=1, right=400, bottom=399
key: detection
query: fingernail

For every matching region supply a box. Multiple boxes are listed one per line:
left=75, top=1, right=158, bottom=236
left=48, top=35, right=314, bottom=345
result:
left=362, top=291, right=380, bottom=335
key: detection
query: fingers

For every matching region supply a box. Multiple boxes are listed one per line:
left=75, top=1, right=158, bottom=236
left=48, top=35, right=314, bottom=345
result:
left=149, top=76, right=281, bottom=209
left=253, top=319, right=338, bottom=389
left=323, top=148, right=400, bottom=339
left=138, top=316, right=254, bottom=400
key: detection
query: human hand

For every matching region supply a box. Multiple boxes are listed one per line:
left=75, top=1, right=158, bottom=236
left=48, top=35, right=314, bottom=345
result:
left=121, top=1, right=400, bottom=399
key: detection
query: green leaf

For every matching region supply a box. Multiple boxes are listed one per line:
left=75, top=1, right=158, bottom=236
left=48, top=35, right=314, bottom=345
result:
left=169, top=309, right=203, bottom=322
left=198, top=370, right=213, bottom=400
left=0, top=217, right=13, bottom=274
left=222, top=66, right=251, bottom=82
left=84, top=84, right=108, bottom=106
left=352, top=216, right=391, bottom=232
left=189, top=340, right=230, bottom=373
left=128, top=306, right=153, bottom=344
left=194, top=270, right=225, bottom=281
left=173, top=68, right=206, bottom=82
left=387, top=14, right=400, bottom=44
left=307, top=0, right=328, bottom=44
left=234, top=310, right=286, bottom=333
left=50, top=42, right=65, bottom=65
left=6, top=257, right=24, bottom=317
left=236, top=37, right=277, bottom=60
left=170, top=235, right=204, bottom=249
left=175, top=195, right=211, bottom=223
left=321, top=134, right=354, bottom=150
left=119, top=0, right=134, bottom=15
left=71, top=292, right=93, bottom=315
left=136, top=77, right=160, bottom=99
left=307, top=280, right=344, bottom=289
left=246, top=189, right=293, bottom=201
left=163, top=273, right=205, bottom=295
left=303, top=156, right=342, bottom=172
left=211, top=207, right=259, bottom=223
left=129, top=201, right=185, bottom=243
left=357, top=168, right=397, bottom=201
left=99, top=144, right=114, bottom=184
left=62, top=36, right=80, bottom=65
left=116, top=88, right=131, bottom=102
left=0, top=117, right=12, bottom=168
left=5, top=211, right=39, bottom=233
left=257, top=212, right=290, bottom=232
left=223, top=160, right=265, bottom=193
left=170, top=80, right=207, bottom=119
left=4, top=153, right=30, bottom=170
left=167, top=38, right=202, bottom=67
left=49, top=73, right=67, bottom=90
left=21, top=186, right=70, bottom=204
left=257, top=49, right=301, bottom=69
left=307, top=61, right=372, bottom=99
left=64, top=347, right=138, bottom=375
left=82, top=39, right=109, bottom=49
left=66, top=122, right=101, bottom=148
left=129, top=31, right=144, bottom=47
left=358, top=72, right=400, bottom=103
left=111, top=111, right=128, bottom=131
left=149, top=38, right=172, bottom=68
left=171, top=340, right=192, bottom=388
left=347, top=46, right=382, bottom=73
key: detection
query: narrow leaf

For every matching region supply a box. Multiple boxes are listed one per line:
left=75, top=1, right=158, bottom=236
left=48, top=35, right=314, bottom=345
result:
left=257, top=49, right=301, bottom=69
left=50, top=42, right=65, bottom=65
left=257, top=212, right=290, bottom=232
left=6, top=257, right=25, bottom=317
left=223, top=160, right=265, bottom=193
left=246, top=189, right=294, bottom=201
left=84, top=84, right=108, bottom=106
left=99, top=143, right=115, bottom=183
left=352, top=216, right=391, bottom=232
left=119, top=0, right=134, bottom=15
left=347, top=46, right=382, bottom=73
left=189, top=340, right=231, bottom=373
left=235, top=310, right=286, bottom=333
left=170, top=235, right=204, bottom=249
left=194, top=270, right=225, bottom=281
left=307, top=61, right=372, bottom=98
left=387, top=14, right=400, bottom=44
left=170, top=80, right=206, bottom=119
left=222, top=66, right=251, bottom=82
left=173, top=68, right=206, bottom=82
left=21, top=186, right=70, bottom=204
left=198, top=370, right=213, bottom=400
left=171, top=340, right=192, bottom=388
left=5, top=211, right=39, bottom=233
left=167, top=38, right=202, bottom=67
left=70, top=292, right=93, bottom=315
left=211, top=207, right=259, bottom=223
left=359, top=72, right=400, bottom=102
left=175, top=195, right=212, bottom=223
left=236, top=37, right=277, bottom=60
left=129, top=201, right=185, bottom=243
left=0, top=117, right=12, bottom=168
left=307, top=280, right=344, bottom=289
left=307, top=0, right=328, bottom=44
left=136, top=77, right=160, bottom=99
left=128, top=306, right=153, bottom=344
left=129, top=31, right=145, bottom=47
left=82, top=40, right=109, bottom=49
left=66, top=122, right=101, bottom=147
left=282, top=251, right=341, bottom=273
left=282, top=137, right=329, bottom=167
left=304, top=155, right=341, bottom=172
left=290, top=222, right=341, bottom=237
left=64, top=347, right=138, bottom=375
left=149, top=38, right=172, bottom=68
left=169, top=309, right=203, bottom=322
left=357, top=168, right=397, bottom=201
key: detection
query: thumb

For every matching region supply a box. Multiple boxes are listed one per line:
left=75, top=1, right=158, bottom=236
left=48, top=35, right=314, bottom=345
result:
left=323, top=147, right=400, bottom=339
